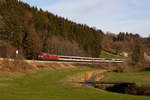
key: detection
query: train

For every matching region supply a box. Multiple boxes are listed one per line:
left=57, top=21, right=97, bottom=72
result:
left=38, top=52, right=124, bottom=63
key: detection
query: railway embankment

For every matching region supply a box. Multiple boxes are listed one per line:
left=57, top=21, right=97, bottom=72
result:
left=0, top=57, right=126, bottom=72
left=0, top=59, right=78, bottom=72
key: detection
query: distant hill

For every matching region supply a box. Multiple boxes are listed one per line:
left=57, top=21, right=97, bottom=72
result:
left=102, top=32, right=150, bottom=66
left=0, top=0, right=103, bottom=59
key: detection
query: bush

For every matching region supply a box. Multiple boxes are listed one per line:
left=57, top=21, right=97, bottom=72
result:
left=0, top=40, right=16, bottom=58
left=106, top=63, right=128, bottom=73
left=0, top=55, right=33, bottom=72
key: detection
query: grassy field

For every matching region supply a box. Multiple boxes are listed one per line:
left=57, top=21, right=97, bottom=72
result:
left=100, top=51, right=125, bottom=59
left=0, top=67, right=150, bottom=100
left=102, top=67, right=150, bottom=87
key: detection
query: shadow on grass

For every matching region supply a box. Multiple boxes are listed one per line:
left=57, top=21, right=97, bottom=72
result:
left=141, top=67, right=150, bottom=72
left=105, top=83, right=150, bottom=96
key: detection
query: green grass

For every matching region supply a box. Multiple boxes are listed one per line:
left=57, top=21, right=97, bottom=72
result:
left=102, top=68, right=150, bottom=86
left=0, top=67, right=150, bottom=100
left=100, top=51, right=125, bottom=59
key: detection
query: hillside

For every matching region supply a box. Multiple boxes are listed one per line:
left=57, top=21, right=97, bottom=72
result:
left=0, top=0, right=103, bottom=59
left=102, top=32, right=150, bottom=67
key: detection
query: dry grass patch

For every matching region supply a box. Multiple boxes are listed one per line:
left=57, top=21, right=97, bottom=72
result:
left=0, top=59, right=78, bottom=72
left=30, top=62, right=76, bottom=70
left=68, top=70, right=106, bottom=86
left=0, top=59, right=33, bottom=72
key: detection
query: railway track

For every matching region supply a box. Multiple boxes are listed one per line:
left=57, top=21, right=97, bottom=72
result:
left=0, top=58, right=124, bottom=63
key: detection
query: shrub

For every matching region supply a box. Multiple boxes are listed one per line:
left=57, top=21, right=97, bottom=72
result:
left=0, top=55, right=33, bottom=72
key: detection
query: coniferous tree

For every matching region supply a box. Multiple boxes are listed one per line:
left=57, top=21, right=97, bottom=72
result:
left=23, top=25, right=42, bottom=59
left=0, top=0, right=104, bottom=59
left=131, top=45, right=141, bottom=66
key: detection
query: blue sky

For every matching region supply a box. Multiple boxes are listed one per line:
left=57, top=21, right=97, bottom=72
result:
left=20, top=0, right=150, bottom=37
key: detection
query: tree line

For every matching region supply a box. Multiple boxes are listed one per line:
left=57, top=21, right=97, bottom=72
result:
left=102, top=32, right=150, bottom=67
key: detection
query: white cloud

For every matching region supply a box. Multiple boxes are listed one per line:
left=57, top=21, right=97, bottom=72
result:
left=45, top=0, right=122, bottom=17
left=21, top=0, right=150, bottom=37
left=44, top=0, right=124, bottom=26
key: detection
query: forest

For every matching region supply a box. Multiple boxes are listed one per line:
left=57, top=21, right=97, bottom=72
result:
left=102, top=32, right=150, bottom=67
left=0, top=0, right=103, bottom=59
left=0, top=0, right=150, bottom=67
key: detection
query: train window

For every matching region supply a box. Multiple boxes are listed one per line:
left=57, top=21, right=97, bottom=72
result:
left=84, top=58, right=92, bottom=60
left=72, top=57, right=80, bottom=59
left=59, top=56, right=69, bottom=59
left=105, top=58, right=112, bottom=60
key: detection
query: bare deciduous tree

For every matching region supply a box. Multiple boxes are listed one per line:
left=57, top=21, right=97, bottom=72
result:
left=44, top=36, right=85, bottom=56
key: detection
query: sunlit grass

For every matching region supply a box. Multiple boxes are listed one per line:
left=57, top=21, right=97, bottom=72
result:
left=100, top=51, right=125, bottom=59
left=0, top=67, right=150, bottom=100
left=102, top=68, right=150, bottom=86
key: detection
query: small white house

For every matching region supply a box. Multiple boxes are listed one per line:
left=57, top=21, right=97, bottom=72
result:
left=120, top=52, right=128, bottom=57
left=144, top=52, right=150, bottom=62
